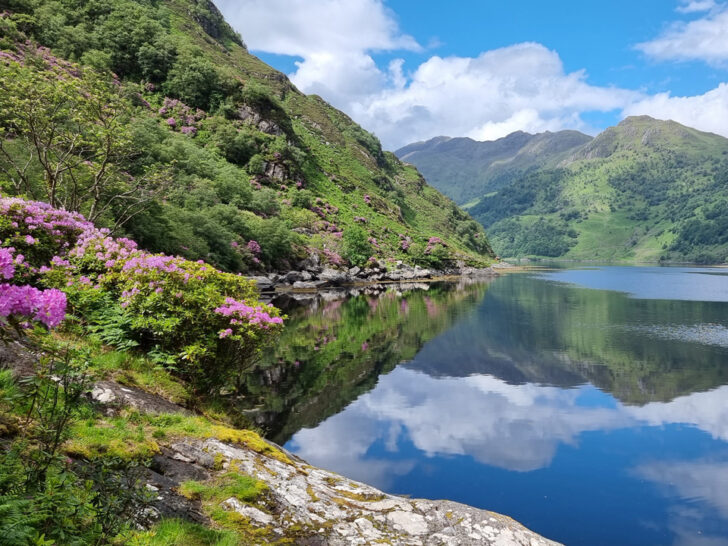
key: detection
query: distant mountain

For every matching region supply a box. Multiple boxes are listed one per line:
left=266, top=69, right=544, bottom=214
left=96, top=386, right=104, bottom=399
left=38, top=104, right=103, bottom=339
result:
left=395, top=130, right=592, bottom=204
left=468, top=116, right=728, bottom=263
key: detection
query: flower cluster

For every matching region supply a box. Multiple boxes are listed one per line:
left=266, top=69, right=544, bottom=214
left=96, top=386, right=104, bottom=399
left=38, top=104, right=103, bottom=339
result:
left=425, top=236, right=445, bottom=254
left=215, top=297, right=284, bottom=329
left=354, top=216, right=368, bottom=224
left=246, top=240, right=261, bottom=255
left=0, top=284, right=66, bottom=328
left=158, top=97, right=204, bottom=136
left=400, top=237, right=411, bottom=251
left=323, top=248, right=344, bottom=266
left=363, top=194, right=371, bottom=205
left=0, top=247, right=14, bottom=280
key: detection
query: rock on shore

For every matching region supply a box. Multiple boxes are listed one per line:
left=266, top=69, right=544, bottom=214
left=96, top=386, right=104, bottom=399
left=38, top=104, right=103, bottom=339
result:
left=248, top=261, right=499, bottom=292
left=159, top=436, right=562, bottom=546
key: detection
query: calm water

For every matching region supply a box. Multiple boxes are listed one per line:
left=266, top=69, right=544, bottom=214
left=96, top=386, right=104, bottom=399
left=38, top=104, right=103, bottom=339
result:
left=243, top=267, right=728, bottom=546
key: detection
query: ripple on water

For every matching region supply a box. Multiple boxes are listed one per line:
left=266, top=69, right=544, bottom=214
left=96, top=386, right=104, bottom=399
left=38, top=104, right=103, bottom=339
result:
left=627, top=323, right=728, bottom=348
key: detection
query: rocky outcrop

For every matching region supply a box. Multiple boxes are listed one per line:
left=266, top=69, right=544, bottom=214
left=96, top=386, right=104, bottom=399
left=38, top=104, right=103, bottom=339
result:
left=82, top=370, right=557, bottom=544
left=237, top=104, right=284, bottom=136
left=155, top=437, right=561, bottom=545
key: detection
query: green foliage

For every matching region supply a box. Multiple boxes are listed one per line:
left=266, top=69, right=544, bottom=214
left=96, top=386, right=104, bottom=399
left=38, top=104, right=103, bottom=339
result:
left=468, top=118, right=728, bottom=262
left=99, top=257, right=283, bottom=390
left=128, top=519, right=239, bottom=546
left=342, top=226, right=373, bottom=267
left=0, top=341, right=152, bottom=544
left=0, top=0, right=494, bottom=277
left=164, top=53, right=230, bottom=111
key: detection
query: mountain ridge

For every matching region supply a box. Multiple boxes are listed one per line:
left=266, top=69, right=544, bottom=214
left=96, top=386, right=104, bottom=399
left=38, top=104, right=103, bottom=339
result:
left=395, top=129, right=593, bottom=204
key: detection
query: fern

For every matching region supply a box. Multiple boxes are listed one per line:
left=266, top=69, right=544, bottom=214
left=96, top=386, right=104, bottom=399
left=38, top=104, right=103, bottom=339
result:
left=0, top=495, right=41, bottom=545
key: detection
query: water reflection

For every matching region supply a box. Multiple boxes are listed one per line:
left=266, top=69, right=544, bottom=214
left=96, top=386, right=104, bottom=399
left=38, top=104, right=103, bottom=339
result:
left=244, top=267, right=728, bottom=545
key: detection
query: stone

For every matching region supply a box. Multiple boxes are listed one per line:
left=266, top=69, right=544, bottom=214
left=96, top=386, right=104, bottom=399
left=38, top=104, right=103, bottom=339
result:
left=317, top=268, right=347, bottom=285
left=246, top=276, right=274, bottom=292
left=293, top=280, right=328, bottom=291
left=221, top=497, right=274, bottom=526
left=283, top=271, right=303, bottom=283
left=387, top=511, right=429, bottom=535
left=348, top=266, right=361, bottom=277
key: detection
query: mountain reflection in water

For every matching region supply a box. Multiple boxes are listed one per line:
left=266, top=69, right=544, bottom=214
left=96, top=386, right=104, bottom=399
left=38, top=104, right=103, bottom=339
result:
left=238, top=267, right=728, bottom=546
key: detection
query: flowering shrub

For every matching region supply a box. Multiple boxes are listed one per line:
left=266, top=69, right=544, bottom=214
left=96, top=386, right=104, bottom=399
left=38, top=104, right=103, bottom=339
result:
left=0, top=283, right=66, bottom=328
left=0, top=196, right=285, bottom=389
left=323, top=248, right=344, bottom=266
left=104, top=254, right=283, bottom=387
left=0, top=233, right=67, bottom=335
left=159, top=97, right=204, bottom=137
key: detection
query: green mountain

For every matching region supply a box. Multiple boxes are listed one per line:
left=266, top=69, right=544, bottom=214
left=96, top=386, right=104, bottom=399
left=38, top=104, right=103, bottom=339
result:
left=395, top=130, right=592, bottom=205
left=402, top=117, right=728, bottom=263
left=0, top=0, right=493, bottom=273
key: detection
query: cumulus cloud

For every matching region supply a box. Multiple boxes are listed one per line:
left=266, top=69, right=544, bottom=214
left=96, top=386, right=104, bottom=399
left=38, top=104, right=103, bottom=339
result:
left=350, top=43, right=638, bottom=148
left=214, top=0, right=419, bottom=56
left=623, top=83, right=728, bottom=139
left=216, top=0, right=728, bottom=149
left=636, top=6, right=728, bottom=65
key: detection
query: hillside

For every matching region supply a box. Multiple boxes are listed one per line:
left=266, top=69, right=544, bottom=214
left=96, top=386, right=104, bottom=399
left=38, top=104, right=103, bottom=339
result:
left=395, top=130, right=592, bottom=205
left=403, top=117, right=728, bottom=263
left=0, top=0, right=494, bottom=275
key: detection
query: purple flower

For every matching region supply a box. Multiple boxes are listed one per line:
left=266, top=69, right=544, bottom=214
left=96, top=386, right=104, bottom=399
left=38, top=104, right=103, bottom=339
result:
left=246, top=240, right=261, bottom=255
left=0, top=248, right=14, bottom=280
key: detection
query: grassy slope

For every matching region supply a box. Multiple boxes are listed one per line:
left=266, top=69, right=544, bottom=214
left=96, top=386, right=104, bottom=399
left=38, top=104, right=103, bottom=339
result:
left=164, top=0, right=494, bottom=266
left=0, top=0, right=493, bottom=270
left=470, top=117, right=728, bottom=262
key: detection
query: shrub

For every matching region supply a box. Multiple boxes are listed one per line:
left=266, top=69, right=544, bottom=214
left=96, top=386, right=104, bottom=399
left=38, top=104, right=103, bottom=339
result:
left=342, top=226, right=373, bottom=267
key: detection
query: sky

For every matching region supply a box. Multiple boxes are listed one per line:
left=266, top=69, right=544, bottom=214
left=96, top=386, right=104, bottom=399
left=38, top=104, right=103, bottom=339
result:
left=215, top=0, right=728, bottom=150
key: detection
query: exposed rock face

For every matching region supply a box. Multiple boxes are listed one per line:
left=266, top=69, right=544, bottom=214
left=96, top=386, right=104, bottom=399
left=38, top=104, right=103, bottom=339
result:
left=163, top=438, right=561, bottom=545
left=237, top=104, right=284, bottom=136
left=89, top=381, right=190, bottom=415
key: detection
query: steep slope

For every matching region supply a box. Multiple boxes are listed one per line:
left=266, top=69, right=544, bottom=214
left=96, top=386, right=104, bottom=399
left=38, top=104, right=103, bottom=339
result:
left=468, top=117, right=728, bottom=263
left=395, top=130, right=592, bottom=205
left=0, top=0, right=494, bottom=274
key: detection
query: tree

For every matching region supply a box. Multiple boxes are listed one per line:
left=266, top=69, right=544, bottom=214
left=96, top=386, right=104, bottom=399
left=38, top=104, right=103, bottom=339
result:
left=0, top=59, right=168, bottom=230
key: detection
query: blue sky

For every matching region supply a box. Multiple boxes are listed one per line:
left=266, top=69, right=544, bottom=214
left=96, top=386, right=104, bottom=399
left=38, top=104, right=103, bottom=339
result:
left=216, top=0, right=728, bottom=149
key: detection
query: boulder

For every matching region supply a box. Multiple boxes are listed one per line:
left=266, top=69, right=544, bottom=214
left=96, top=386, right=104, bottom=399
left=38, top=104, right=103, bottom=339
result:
left=318, top=268, right=348, bottom=285
left=246, top=276, right=275, bottom=292
left=292, top=280, right=328, bottom=291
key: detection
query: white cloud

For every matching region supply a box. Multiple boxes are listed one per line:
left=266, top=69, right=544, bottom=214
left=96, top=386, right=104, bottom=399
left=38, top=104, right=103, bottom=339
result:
left=215, top=1, right=728, bottom=149
left=636, top=6, right=728, bottom=65
left=623, top=83, right=728, bottom=139
left=350, top=44, right=639, bottom=148
left=676, top=0, right=718, bottom=13
left=214, top=0, right=419, bottom=56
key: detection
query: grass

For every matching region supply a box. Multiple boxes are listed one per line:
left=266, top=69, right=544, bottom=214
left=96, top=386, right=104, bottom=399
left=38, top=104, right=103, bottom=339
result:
left=90, top=349, right=190, bottom=405
left=65, top=411, right=291, bottom=463
left=179, top=473, right=267, bottom=503
left=126, top=519, right=239, bottom=546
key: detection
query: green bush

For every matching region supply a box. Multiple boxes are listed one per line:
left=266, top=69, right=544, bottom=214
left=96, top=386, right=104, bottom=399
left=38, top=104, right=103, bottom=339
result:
left=342, top=226, right=372, bottom=267
left=100, top=254, right=284, bottom=390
